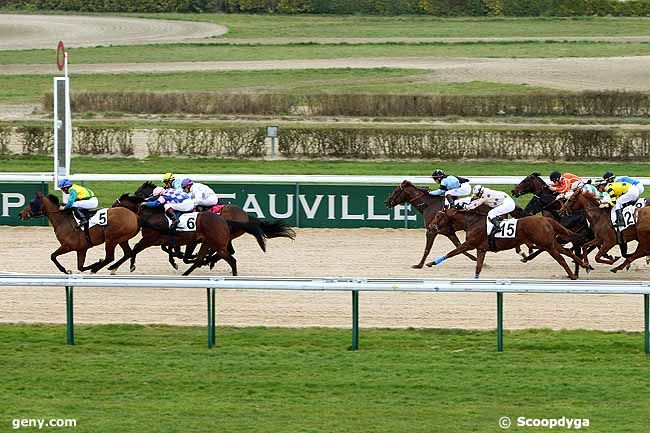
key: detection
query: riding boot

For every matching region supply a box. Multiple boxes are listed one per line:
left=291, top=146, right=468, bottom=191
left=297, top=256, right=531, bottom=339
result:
left=488, top=216, right=501, bottom=251
left=614, top=209, right=625, bottom=227
left=166, top=208, right=180, bottom=232
left=73, top=208, right=92, bottom=246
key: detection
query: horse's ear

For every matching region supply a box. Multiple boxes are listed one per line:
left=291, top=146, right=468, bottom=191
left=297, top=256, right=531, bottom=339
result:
left=119, top=193, right=129, bottom=200
left=47, top=194, right=60, bottom=205
left=532, top=172, right=541, bottom=177
left=400, top=180, right=410, bottom=188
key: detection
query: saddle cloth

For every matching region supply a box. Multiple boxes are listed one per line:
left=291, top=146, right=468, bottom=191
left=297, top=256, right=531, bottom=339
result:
left=73, top=208, right=108, bottom=228
left=209, top=204, right=226, bottom=214
left=487, top=218, right=518, bottom=239
left=611, top=198, right=645, bottom=229
left=165, top=212, right=198, bottom=232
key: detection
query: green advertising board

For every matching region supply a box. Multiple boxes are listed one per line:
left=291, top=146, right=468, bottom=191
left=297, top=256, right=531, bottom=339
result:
left=208, top=183, right=423, bottom=228
left=0, top=183, right=49, bottom=226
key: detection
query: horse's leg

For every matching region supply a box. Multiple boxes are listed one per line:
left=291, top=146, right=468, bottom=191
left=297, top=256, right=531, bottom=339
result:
left=580, top=239, right=601, bottom=270
left=611, top=246, right=648, bottom=273
left=90, top=241, right=118, bottom=274
left=594, top=239, right=619, bottom=265
left=520, top=248, right=544, bottom=263
left=474, top=249, right=487, bottom=279
left=546, top=244, right=578, bottom=280
left=182, top=242, right=199, bottom=265
left=182, top=244, right=210, bottom=276
left=128, top=237, right=156, bottom=273
left=427, top=241, right=475, bottom=267
left=447, top=232, right=477, bottom=262
left=50, top=245, right=73, bottom=274
left=558, top=245, right=588, bottom=270
left=109, top=242, right=133, bottom=275
left=76, top=249, right=91, bottom=272
left=413, top=231, right=437, bottom=269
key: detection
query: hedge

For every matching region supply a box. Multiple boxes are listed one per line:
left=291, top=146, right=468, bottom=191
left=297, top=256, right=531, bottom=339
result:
left=46, top=91, right=650, bottom=118
left=278, top=126, right=650, bottom=161
left=6, top=124, right=650, bottom=161
left=5, top=0, right=650, bottom=15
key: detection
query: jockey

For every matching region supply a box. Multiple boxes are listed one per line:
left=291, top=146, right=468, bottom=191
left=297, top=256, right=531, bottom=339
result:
left=429, top=168, right=472, bottom=207
left=162, top=172, right=182, bottom=190
left=604, top=171, right=644, bottom=200
left=582, top=180, right=612, bottom=207
left=181, top=178, right=220, bottom=210
left=57, top=178, right=98, bottom=236
left=603, top=179, right=635, bottom=227
left=549, top=171, right=584, bottom=196
left=463, top=184, right=516, bottom=247
left=143, top=186, right=193, bottom=231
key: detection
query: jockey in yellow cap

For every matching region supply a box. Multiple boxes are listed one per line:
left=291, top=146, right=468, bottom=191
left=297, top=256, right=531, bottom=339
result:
left=162, top=172, right=182, bottom=190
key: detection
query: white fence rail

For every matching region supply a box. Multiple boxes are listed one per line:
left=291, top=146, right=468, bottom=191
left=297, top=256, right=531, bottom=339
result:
left=1, top=273, right=648, bottom=352
left=3, top=173, right=649, bottom=185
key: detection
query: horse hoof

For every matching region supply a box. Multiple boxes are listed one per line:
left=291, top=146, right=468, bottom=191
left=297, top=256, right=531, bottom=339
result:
left=110, top=269, right=116, bottom=276
left=610, top=269, right=617, bottom=273
left=172, top=263, right=178, bottom=271
left=65, top=270, right=72, bottom=275
left=425, top=262, right=434, bottom=267
left=520, top=258, right=527, bottom=263
left=130, top=265, right=136, bottom=273
left=411, top=264, right=423, bottom=269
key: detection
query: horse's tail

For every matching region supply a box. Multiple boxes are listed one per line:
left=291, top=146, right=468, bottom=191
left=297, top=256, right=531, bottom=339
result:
left=256, top=218, right=296, bottom=240
left=227, top=220, right=267, bottom=252
left=547, top=218, right=583, bottom=244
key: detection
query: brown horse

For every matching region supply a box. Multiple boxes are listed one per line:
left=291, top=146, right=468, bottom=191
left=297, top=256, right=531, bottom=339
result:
left=107, top=204, right=256, bottom=276
left=19, top=192, right=139, bottom=274
left=384, top=180, right=527, bottom=268
left=428, top=207, right=587, bottom=280
left=559, top=189, right=641, bottom=267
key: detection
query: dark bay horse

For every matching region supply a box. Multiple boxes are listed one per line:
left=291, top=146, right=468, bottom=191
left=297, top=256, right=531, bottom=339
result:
left=385, top=180, right=527, bottom=268
left=107, top=204, right=255, bottom=276
left=19, top=193, right=139, bottom=274
left=512, top=173, right=595, bottom=274
left=559, top=189, right=642, bottom=268
left=429, top=207, right=587, bottom=280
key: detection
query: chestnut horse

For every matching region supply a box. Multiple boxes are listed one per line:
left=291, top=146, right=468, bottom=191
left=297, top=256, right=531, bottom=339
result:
left=428, top=207, right=587, bottom=280
left=19, top=192, right=139, bottom=274
left=611, top=207, right=650, bottom=273
left=384, top=180, right=527, bottom=268
left=559, top=189, right=643, bottom=268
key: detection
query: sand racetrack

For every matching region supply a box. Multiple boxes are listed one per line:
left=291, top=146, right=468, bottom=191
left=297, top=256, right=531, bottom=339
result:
left=0, top=226, right=647, bottom=331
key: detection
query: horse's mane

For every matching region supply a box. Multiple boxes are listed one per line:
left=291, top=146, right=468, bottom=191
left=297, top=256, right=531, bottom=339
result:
left=118, top=193, right=129, bottom=200
left=401, top=180, right=430, bottom=193
left=143, top=181, right=156, bottom=189
left=531, top=172, right=541, bottom=177
left=47, top=194, right=60, bottom=205
left=580, top=190, right=600, bottom=206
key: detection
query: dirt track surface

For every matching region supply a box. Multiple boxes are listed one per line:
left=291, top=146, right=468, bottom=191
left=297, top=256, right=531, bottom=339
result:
left=3, top=56, right=649, bottom=91
left=0, top=227, right=647, bottom=331
left=0, top=14, right=226, bottom=50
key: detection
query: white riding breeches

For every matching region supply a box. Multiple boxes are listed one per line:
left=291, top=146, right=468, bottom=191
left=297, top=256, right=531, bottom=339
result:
left=487, top=196, right=516, bottom=220
left=445, top=182, right=472, bottom=199
left=194, top=195, right=219, bottom=207
left=164, top=199, right=194, bottom=212
left=71, top=197, right=98, bottom=210
left=614, top=185, right=641, bottom=210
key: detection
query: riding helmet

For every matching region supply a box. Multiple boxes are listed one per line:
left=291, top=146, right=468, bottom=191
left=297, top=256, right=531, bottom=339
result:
left=57, top=178, right=72, bottom=189
left=181, top=178, right=193, bottom=188
left=473, top=184, right=484, bottom=196
left=549, top=171, right=561, bottom=182
left=162, top=172, right=175, bottom=183
left=431, top=169, right=446, bottom=178
left=603, top=172, right=616, bottom=182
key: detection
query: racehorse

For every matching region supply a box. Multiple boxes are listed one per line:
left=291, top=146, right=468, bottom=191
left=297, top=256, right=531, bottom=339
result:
left=113, top=182, right=296, bottom=270
left=384, top=180, right=526, bottom=268
left=511, top=172, right=593, bottom=273
left=19, top=192, right=139, bottom=274
left=559, top=189, right=642, bottom=268
left=107, top=204, right=255, bottom=276
left=611, top=207, right=650, bottom=273
left=429, top=207, right=588, bottom=280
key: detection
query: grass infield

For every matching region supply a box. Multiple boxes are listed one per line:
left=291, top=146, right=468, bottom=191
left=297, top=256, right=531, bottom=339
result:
left=1, top=324, right=648, bottom=433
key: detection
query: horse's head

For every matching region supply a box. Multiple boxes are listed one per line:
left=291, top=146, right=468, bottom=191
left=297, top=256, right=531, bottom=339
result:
left=113, top=193, right=142, bottom=213
left=19, top=192, right=45, bottom=221
left=385, top=180, right=416, bottom=208
left=512, top=172, right=544, bottom=197
left=135, top=181, right=156, bottom=198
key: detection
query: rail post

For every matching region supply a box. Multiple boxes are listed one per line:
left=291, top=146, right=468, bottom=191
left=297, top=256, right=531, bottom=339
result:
left=351, top=290, right=359, bottom=351
left=497, top=292, right=503, bottom=352
left=207, top=288, right=216, bottom=348
left=643, top=293, right=650, bottom=354
left=65, top=286, right=74, bottom=345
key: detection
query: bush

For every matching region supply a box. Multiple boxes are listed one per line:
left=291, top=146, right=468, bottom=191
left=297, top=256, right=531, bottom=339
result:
left=0, top=126, right=10, bottom=155
left=17, top=126, right=53, bottom=155
left=50, top=90, right=650, bottom=118
left=146, top=127, right=266, bottom=157
left=278, top=126, right=650, bottom=161
left=74, top=126, right=134, bottom=155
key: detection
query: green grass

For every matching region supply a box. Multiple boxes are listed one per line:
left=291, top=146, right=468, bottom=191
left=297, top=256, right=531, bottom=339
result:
left=0, top=69, right=555, bottom=104
left=138, top=14, right=650, bottom=39
left=3, top=40, right=650, bottom=65
left=1, top=324, right=648, bottom=433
